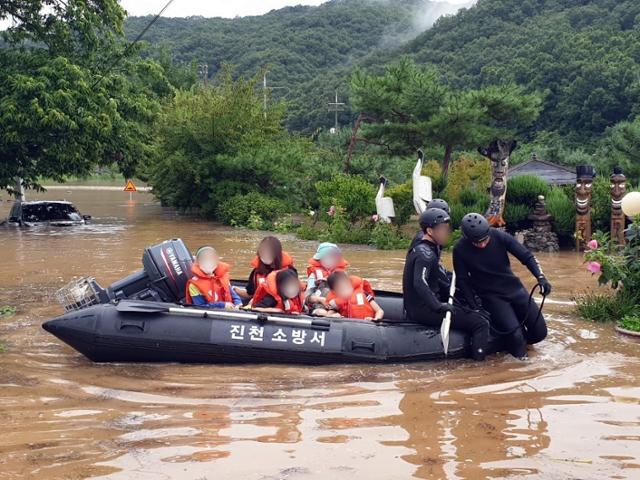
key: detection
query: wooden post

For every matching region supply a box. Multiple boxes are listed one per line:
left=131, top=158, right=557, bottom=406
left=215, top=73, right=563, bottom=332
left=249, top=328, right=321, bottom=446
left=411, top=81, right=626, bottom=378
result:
left=478, top=139, right=517, bottom=228
left=610, top=166, right=627, bottom=246
left=575, top=165, right=595, bottom=251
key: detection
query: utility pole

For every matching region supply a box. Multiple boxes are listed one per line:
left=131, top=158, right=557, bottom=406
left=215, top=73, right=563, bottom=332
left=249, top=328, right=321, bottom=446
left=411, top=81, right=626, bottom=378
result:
left=262, top=71, right=287, bottom=119
left=328, top=90, right=345, bottom=133
left=198, top=63, right=208, bottom=86
left=14, top=177, right=25, bottom=202
left=263, top=71, right=268, bottom=119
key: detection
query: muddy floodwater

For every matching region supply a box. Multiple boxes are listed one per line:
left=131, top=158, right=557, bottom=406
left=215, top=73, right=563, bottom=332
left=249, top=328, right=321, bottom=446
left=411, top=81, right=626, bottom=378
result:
left=0, top=189, right=639, bottom=480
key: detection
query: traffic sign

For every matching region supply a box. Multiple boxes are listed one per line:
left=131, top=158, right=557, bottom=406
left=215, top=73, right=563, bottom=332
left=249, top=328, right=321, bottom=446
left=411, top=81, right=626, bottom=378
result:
left=123, top=179, right=137, bottom=192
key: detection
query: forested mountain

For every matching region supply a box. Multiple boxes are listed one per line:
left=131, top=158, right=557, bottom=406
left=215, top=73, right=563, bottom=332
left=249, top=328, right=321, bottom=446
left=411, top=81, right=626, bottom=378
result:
left=125, top=0, right=470, bottom=131
left=127, top=0, right=640, bottom=150
left=400, top=0, right=640, bottom=146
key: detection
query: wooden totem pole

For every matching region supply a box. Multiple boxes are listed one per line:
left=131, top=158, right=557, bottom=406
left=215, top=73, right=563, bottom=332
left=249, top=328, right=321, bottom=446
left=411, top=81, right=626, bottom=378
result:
left=478, top=139, right=517, bottom=228
left=610, top=166, right=627, bottom=245
left=575, top=165, right=595, bottom=251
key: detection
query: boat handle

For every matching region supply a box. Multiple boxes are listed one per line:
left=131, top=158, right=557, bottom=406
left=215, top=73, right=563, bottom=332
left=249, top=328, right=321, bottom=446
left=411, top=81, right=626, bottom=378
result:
left=351, top=340, right=375, bottom=352
left=119, top=320, right=146, bottom=332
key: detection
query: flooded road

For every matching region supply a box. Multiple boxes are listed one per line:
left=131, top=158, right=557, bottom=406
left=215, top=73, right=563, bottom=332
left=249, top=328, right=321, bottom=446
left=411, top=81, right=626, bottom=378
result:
left=1, top=190, right=639, bottom=480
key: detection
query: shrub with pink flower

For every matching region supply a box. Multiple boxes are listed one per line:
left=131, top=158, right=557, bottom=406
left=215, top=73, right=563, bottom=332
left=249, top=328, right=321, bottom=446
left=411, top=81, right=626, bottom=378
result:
left=327, top=205, right=336, bottom=217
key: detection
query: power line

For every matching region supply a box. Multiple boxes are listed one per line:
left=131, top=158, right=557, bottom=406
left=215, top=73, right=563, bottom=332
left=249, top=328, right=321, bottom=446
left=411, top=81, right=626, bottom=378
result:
left=91, top=0, right=176, bottom=89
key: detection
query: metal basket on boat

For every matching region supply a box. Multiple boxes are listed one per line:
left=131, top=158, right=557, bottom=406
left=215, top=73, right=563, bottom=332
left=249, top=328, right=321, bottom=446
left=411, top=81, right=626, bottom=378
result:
left=55, top=277, right=101, bottom=312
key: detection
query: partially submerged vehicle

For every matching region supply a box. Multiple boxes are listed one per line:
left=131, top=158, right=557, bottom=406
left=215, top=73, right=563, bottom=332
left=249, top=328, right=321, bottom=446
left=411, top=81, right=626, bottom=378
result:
left=3, top=200, right=90, bottom=227
left=43, top=239, right=505, bottom=364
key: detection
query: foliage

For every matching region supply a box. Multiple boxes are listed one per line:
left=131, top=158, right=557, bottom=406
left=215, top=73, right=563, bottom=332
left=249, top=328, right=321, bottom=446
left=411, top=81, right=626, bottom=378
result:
left=217, top=192, right=290, bottom=230
left=575, top=289, right=639, bottom=324
left=0, top=0, right=171, bottom=193
left=315, top=174, right=376, bottom=223
left=503, top=204, right=532, bottom=232
left=387, top=182, right=414, bottom=226
left=0, top=306, right=16, bottom=317
left=506, top=175, right=550, bottom=207
left=444, top=155, right=491, bottom=202
left=370, top=222, right=411, bottom=250
left=619, top=314, right=640, bottom=333
left=601, top=117, right=640, bottom=180
left=146, top=70, right=309, bottom=215
left=590, top=176, right=615, bottom=233
left=545, top=187, right=575, bottom=239
left=350, top=58, right=542, bottom=172
left=579, top=222, right=640, bottom=323
left=404, top=0, right=640, bottom=146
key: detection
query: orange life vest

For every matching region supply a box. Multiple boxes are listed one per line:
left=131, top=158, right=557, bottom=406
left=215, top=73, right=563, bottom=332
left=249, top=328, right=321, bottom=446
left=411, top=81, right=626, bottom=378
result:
left=326, top=276, right=376, bottom=319
left=306, top=257, right=349, bottom=282
left=249, top=251, right=294, bottom=290
left=185, top=262, right=233, bottom=304
left=252, top=270, right=305, bottom=314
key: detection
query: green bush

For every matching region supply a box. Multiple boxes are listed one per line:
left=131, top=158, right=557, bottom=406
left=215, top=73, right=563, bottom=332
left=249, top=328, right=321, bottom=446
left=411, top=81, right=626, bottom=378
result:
left=201, top=180, right=258, bottom=218
left=619, top=314, right=640, bottom=332
left=387, top=181, right=414, bottom=226
left=575, top=289, right=639, bottom=323
left=296, top=223, right=320, bottom=240
left=504, top=203, right=532, bottom=232
left=449, top=202, right=468, bottom=230
left=370, top=222, right=411, bottom=250
left=444, top=155, right=491, bottom=201
left=459, top=187, right=489, bottom=208
left=546, top=187, right=575, bottom=238
left=315, top=174, right=376, bottom=222
left=218, top=192, right=290, bottom=229
left=506, top=175, right=550, bottom=206
left=590, top=175, right=613, bottom=233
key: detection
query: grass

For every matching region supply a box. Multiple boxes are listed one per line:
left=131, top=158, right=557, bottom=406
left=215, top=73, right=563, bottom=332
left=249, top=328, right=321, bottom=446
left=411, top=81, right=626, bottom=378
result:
left=574, top=290, right=639, bottom=323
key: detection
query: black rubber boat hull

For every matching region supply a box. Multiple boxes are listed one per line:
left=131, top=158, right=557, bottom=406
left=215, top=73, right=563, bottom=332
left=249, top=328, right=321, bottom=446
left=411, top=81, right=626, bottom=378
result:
left=42, top=301, right=504, bottom=364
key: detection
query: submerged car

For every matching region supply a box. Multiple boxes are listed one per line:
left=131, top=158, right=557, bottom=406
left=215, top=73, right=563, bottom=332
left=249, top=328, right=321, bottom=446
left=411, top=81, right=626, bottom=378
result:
left=3, top=201, right=91, bottom=227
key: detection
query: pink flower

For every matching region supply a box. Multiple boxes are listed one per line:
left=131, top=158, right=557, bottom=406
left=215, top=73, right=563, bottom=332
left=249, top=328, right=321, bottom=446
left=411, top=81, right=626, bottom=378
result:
left=587, top=261, right=602, bottom=274
left=327, top=206, right=336, bottom=217
left=371, top=214, right=379, bottom=222
left=587, top=239, right=599, bottom=250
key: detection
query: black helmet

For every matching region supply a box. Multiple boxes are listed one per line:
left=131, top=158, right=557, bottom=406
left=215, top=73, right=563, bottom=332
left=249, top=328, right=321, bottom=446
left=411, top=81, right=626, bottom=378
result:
left=419, top=208, right=451, bottom=231
left=427, top=198, right=450, bottom=214
left=461, top=213, right=490, bottom=242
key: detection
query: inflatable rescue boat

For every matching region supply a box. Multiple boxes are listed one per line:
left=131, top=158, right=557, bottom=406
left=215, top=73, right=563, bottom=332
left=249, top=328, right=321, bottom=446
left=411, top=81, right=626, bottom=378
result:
left=42, top=239, right=504, bottom=364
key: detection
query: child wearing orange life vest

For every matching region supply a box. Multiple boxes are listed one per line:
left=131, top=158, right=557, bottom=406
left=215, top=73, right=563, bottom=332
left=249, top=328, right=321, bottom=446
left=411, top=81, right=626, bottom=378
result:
left=235, top=236, right=296, bottom=300
left=326, top=271, right=384, bottom=321
left=305, top=242, right=349, bottom=317
left=251, top=269, right=305, bottom=314
left=185, top=246, right=242, bottom=309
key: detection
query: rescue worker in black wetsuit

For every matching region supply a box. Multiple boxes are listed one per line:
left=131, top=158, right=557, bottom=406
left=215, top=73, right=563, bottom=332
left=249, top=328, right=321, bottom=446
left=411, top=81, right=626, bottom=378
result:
left=409, top=199, right=452, bottom=300
left=403, top=208, right=489, bottom=361
left=453, top=213, right=552, bottom=359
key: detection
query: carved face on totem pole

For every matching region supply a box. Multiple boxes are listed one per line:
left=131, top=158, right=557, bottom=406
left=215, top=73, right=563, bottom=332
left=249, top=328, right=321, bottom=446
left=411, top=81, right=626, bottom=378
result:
left=575, top=165, right=595, bottom=250
left=610, top=167, right=627, bottom=245
left=478, top=139, right=517, bottom=228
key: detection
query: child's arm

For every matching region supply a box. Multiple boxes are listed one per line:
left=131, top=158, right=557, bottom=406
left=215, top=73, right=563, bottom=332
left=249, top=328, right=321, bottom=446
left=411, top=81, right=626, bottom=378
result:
left=251, top=294, right=284, bottom=313
left=369, top=300, right=384, bottom=321
left=230, top=286, right=243, bottom=307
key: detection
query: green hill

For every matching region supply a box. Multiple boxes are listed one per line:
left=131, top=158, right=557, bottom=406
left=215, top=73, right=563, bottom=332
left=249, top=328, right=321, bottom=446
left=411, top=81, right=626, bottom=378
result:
left=125, top=0, right=468, bottom=131
left=127, top=0, right=640, bottom=148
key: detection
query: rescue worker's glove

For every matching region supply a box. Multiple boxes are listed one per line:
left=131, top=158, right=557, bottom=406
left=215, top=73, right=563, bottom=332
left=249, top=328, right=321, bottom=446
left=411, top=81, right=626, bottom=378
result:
left=438, top=303, right=454, bottom=315
left=537, top=276, right=552, bottom=296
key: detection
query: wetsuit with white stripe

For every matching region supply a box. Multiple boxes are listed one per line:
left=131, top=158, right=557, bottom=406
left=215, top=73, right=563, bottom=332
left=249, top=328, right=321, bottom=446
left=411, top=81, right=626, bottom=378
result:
left=402, top=238, right=489, bottom=360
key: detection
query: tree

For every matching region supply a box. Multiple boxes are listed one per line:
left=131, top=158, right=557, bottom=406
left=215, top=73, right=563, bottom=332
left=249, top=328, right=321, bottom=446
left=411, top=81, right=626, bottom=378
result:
left=350, top=58, right=542, bottom=175
left=0, top=0, right=171, bottom=193
left=601, top=117, right=640, bottom=180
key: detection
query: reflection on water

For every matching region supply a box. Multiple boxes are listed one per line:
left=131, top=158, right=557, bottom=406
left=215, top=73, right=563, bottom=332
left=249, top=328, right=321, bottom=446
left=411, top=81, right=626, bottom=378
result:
left=1, top=190, right=639, bottom=479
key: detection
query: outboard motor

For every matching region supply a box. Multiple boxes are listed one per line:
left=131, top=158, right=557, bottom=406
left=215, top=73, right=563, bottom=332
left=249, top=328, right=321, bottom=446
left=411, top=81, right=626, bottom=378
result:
left=55, top=239, right=194, bottom=312
left=106, top=239, right=193, bottom=302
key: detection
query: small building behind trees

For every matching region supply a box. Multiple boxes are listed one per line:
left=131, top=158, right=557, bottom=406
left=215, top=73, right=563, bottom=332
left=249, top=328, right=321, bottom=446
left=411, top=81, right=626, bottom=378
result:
left=508, top=154, right=576, bottom=186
